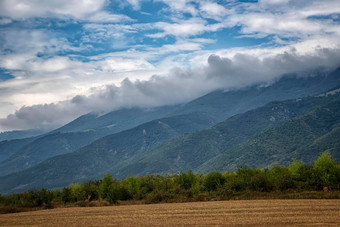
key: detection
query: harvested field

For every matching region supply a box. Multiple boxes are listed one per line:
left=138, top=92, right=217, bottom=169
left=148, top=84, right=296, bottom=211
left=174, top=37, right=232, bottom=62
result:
left=0, top=199, right=339, bottom=226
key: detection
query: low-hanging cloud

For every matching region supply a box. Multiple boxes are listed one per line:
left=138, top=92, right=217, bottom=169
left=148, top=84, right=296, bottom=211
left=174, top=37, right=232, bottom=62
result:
left=1, top=46, right=339, bottom=131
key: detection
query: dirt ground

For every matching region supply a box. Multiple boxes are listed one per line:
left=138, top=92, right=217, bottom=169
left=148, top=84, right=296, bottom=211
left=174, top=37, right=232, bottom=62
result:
left=0, top=199, right=339, bottom=226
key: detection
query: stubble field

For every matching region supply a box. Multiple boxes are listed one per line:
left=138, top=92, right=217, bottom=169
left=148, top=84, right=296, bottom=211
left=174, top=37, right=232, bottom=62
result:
left=1, top=199, right=339, bottom=226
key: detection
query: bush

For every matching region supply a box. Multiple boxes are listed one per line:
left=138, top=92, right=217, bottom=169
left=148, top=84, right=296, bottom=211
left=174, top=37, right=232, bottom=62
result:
left=27, top=189, right=54, bottom=208
left=105, top=184, right=120, bottom=204
left=82, top=181, right=100, bottom=201
left=120, top=176, right=140, bottom=199
left=313, top=152, right=337, bottom=189
left=138, top=175, right=162, bottom=199
left=203, top=171, right=225, bottom=191
left=233, top=167, right=272, bottom=192
left=174, top=170, right=198, bottom=190
left=61, top=187, right=74, bottom=204
left=268, top=166, right=294, bottom=191
left=99, top=174, right=120, bottom=204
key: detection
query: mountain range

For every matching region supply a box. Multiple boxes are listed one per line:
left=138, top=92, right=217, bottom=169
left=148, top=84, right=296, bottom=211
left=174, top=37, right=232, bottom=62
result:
left=0, top=68, right=340, bottom=194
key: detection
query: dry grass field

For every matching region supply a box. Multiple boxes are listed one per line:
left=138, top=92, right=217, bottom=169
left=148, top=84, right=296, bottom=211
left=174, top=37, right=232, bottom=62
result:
left=0, top=199, right=339, bottom=226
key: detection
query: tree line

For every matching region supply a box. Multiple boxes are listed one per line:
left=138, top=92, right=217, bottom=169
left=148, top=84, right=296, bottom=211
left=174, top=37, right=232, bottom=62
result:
left=0, top=152, right=339, bottom=212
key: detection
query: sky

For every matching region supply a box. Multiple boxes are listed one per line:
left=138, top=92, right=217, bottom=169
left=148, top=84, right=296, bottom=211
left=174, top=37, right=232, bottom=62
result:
left=0, top=0, right=340, bottom=131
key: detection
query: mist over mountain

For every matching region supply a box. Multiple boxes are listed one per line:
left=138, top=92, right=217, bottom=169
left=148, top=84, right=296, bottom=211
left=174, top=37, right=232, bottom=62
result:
left=1, top=69, right=340, bottom=179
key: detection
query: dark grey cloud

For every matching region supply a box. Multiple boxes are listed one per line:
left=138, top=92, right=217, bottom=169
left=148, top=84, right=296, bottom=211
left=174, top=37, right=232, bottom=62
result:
left=205, top=47, right=340, bottom=89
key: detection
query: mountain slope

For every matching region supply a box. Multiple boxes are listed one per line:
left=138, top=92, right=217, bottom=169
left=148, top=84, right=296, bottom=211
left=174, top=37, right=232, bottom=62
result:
left=112, top=93, right=340, bottom=177
left=53, top=106, right=176, bottom=133
left=0, top=137, right=37, bottom=163
left=0, top=113, right=215, bottom=194
left=2, top=93, right=340, bottom=194
left=199, top=100, right=340, bottom=172
left=0, top=106, right=177, bottom=176
left=173, top=68, right=340, bottom=121
left=1, top=68, right=339, bottom=176
left=0, top=131, right=99, bottom=176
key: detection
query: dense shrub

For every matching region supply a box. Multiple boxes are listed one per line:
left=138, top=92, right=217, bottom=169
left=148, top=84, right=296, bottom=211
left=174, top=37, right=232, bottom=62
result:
left=203, top=171, right=225, bottom=191
left=268, top=166, right=294, bottom=191
left=174, top=170, right=198, bottom=191
left=99, top=174, right=120, bottom=204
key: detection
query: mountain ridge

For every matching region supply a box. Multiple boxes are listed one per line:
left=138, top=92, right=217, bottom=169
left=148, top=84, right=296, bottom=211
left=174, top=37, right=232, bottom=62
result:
left=1, top=91, right=340, bottom=194
left=1, top=69, right=340, bottom=193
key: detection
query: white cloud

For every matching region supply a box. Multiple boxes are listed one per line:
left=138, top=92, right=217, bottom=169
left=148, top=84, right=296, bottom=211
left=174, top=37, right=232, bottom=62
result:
left=1, top=0, right=340, bottom=131
left=126, top=0, right=142, bottom=10
left=0, top=0, right=131, bottom=23
left=233, top=13, right=339, bottom=38
left=81, top=23, right=137, bottom=47
left=86, top=11, right=133, bottom=23
left=156, top=0, right=198, bottom=16
left=199, top=2, right=228, bottom=21
left=259, top=0, right=290, bottom=5
left=239, top=0, right=340, bottom=38
left=0, top=0, right=105, bottom=19
left=146, top=17, right=224, bottom=38
left=1, top=44, right=340, bottom=131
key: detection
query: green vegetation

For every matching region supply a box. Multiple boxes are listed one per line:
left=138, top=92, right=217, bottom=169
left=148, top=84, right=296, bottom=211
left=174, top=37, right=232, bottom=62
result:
left=0, top=153, right=339, bottom=214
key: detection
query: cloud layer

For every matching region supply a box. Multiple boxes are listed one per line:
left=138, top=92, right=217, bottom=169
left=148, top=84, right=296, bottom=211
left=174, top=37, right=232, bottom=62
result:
left=1, top=45, right=339, bottom=131
left=0, top=0, right=340, bottom=131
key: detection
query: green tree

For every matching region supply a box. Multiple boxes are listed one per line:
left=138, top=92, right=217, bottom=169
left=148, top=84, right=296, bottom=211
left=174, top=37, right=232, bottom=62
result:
left=121, top=176, right=140, bottom=199
left=174, top=170, right=198, bottom=190
left=70, top=184, right=87, bottom=201
left=28, top=189, right=54, bottom=207
left=61, top=187, right=74, bottom=204
left=313, top=152, right=337, bottom=188
left=288, top=160, right=305, bottom=178
left=233, top=167, right=272, bottom=192
left=81, top=181, right=100, bottom=201
left=99, top=174, right=113, bottom=199
left=268, top=166, right=294, bottom=191
left=138, top=175, right=160, bottom=199
left=99, top=174, right=120, bottom=203
left=203, top=171, right=225, bottom=191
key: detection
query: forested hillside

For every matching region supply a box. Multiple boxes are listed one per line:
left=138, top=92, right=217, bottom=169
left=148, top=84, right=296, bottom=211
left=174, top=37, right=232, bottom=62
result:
left=114, top=93, right=340, bottom=177
left=1, top=69, right=339, bottom=179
